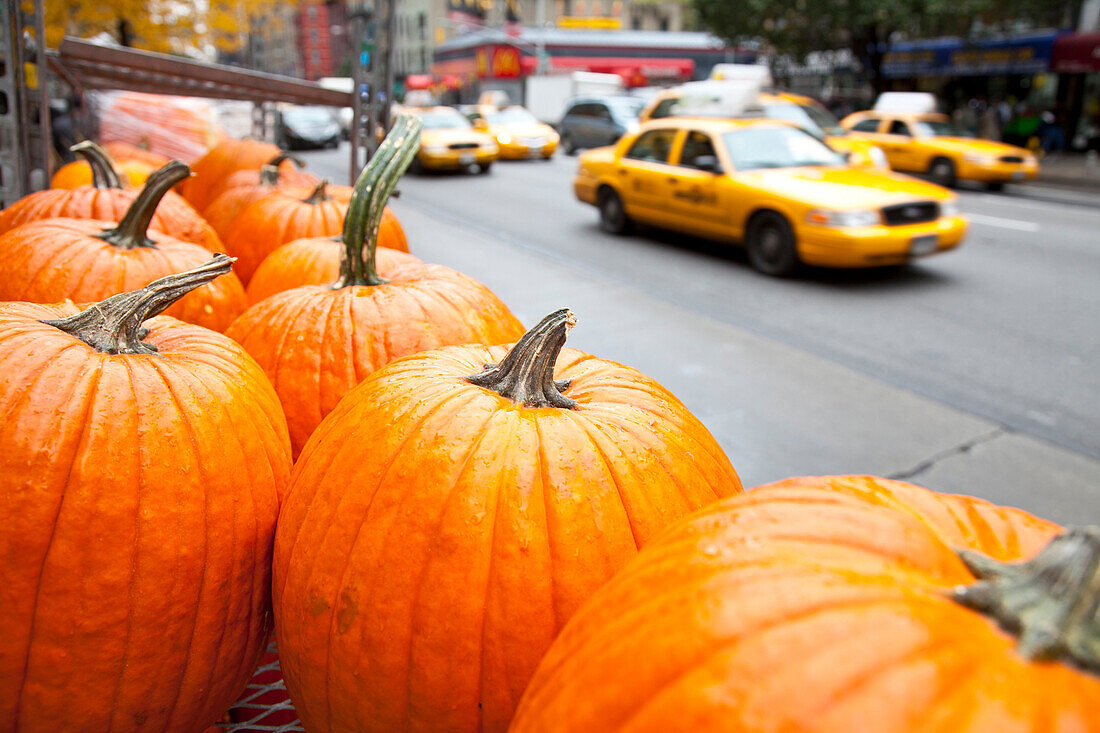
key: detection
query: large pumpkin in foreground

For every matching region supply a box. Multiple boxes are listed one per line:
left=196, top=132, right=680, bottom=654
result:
left=227, top=115, right=523, bottom=454
left=0, top=257, right=292, bottom=732
left=274, top=307, right=744, bottom=733
left=511, top=475, right=1100, bottom=732
left=0, top=162, right=247, bottom=333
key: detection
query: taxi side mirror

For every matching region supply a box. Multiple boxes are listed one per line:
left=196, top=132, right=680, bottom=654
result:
left=694, top=155, right=722, bottom=174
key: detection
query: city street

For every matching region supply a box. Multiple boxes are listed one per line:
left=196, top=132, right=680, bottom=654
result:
left=301, top=144, right=1100, bottom=523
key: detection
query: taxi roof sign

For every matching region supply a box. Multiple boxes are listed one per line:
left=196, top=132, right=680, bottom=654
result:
left=872, top=92, right=939, bottom=114
left=670, top=78, right=767, bottom=118
left=708, top=63, right=774, bottom=86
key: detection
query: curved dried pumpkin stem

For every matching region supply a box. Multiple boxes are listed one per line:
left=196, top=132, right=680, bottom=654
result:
left=952, top=526, right=1100, bottom=676
left=302, top=179, right=330, bottom=205
left=467, top=308, right=577, bottom=408
left=71, top=140, right=123, bottom=189
left=96, top=161, right=190, bottom=250
left=332, top=113, right=422, bottom=289
left=259, top=151, right=305, bottom=186
left=41, top=255, right=235, bottom=355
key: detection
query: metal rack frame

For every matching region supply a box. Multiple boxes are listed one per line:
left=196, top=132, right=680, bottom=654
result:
left=1, top=0, right=51, bottom=208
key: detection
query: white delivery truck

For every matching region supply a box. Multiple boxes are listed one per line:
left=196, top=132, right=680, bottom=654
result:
left=524, top=71, right=625, bottom=126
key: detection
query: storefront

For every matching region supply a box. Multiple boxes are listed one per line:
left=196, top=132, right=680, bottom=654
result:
left=428, top=28, right=752, bottom=104
left=1052, top=32, right=1100, bottom=150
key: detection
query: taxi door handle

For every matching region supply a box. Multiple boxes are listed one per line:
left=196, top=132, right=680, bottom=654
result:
left=667, top=177, right=679, bottom=184
left=617, top=168, right=628, bottom=175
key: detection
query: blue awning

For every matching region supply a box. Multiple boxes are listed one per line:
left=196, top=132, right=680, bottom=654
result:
left=882, top=31, right=1062, bottom=78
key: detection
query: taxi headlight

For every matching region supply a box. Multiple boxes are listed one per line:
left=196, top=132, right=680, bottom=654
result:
left=963, top=153, right=996, bottom=166
left=498, top=134, right=513, bottom=145
left=806, top=208, right=881, bottom=228
left=939, top=199, right=959, bottom=217
left=867, top=146, right=888, bottom=168
left=423, top=144, right=448, bottom=155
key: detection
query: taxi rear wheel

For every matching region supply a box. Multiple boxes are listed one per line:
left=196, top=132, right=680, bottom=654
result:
left=598, top=188, right=631, bottom=234
left=929, top=157, right=957, bottom=188
left=746, top=212, right=800, bottom=277
left=562, top=134, right=577, bottom=156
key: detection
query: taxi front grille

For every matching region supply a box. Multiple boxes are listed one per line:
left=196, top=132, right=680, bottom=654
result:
left=882, top=202, right=939, bottom=226
left=448, top=142, right=479, bottom=150
left=1000, top=155, right=1025, bottom=163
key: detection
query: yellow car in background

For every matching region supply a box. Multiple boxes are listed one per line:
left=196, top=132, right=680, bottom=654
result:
left=402, top=105, right=499, bottom=173
left=640, top=88, right=889, bottom=169
left=464, top=105, right=559, bottom=159
left=574, top=118, right=967, bottom=276
left=839, top=111, right=1040, bottom=189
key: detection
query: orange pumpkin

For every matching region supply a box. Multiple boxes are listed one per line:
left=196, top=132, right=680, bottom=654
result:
left=511, top=475, right=1100, bottom=732
left=51, top=156, right=159, bottom=189
left=226, top=114, right=524, bottom=455
left=0, top=257, right=291, bottom=732
left=1, top=142, right=224, bottom=253
left=273, top=307, right=744, bottom=732
left=201, top=153, right=321, bottom=240
left=246, top=235, right=420, bottom=304
left=0, top=162, right=247, bottom=332
left=177, top=138, right=284, bottom=212
left=221, top=181, right=349, bottom=285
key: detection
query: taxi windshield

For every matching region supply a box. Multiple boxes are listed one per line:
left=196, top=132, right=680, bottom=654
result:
left=722, top=126, right=846, bottom=170
left=761, top=103, right=844, bottom=138
left=912, top=119, right=970, bottom=137
left=416, top=109, right=472, bottom=129
left=486, top=107, right=538, bottom=125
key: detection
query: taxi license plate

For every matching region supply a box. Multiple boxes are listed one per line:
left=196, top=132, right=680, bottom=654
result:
left=910, top=234, right=939, bottom=256
left=1011, top=171, right=1025, bottom=181
left=459, top=154, right=475, bottom=165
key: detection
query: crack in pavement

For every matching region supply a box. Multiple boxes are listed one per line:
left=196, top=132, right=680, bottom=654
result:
left=888, top=427, right=1009, bottom=481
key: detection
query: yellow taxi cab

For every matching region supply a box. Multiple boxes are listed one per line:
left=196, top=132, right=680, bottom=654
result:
left=839, top=108, right=1040, bottom=189
left=574, top=118, right=968, bottom=276
left=401, top=105, right=499, bottom=173
left=639, top=86, right=889, bottom=169
left=463, top=104, right=559, bottom=159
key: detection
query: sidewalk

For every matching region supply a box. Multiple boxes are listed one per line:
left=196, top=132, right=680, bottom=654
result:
left=1033, top=151, right=1100, bottom=190
left=389, top=198, right=1100, bottom=526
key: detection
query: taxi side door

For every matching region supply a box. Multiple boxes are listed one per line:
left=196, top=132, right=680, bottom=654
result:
left=612, top=128, right=680, bottom=225
left=877, top=118, right=923, bottom=172
left=663, top=129, right=733, bottom=240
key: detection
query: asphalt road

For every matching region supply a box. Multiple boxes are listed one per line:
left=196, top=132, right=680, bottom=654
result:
left=303, top=146, right=1100, bottom=466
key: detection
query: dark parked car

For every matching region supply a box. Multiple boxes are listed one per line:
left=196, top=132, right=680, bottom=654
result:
left=275, top=106, right=342, bottom=150
left=558, top=96, right=645, bottom=155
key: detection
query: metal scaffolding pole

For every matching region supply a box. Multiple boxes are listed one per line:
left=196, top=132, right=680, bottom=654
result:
left=1, top=0, right=51, bottom=208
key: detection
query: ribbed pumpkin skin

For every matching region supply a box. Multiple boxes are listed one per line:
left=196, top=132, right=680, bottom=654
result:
left=177, top=139, right=282, bottom=212
left=0, top=303, right=292, bottom=732
left=221, top=187, right=349, bottom=284
left=273, top=344, right=743, bottom=733
left=245, top=233, right=419, bottom=304
left=226, top=265, right=524, bottom=454
left=511, top=475, right=1100, bottom=733
left=201, top=168, right=323, bottom=239
left=0, top=220, right=247, bottom=332
left=0, top=185, right=225, bottom=253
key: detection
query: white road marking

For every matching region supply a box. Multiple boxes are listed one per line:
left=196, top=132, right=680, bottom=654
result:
left=964, top=213, right=1041, bottom=232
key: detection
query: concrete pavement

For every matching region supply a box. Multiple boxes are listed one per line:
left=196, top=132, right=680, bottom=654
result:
left=389, top=197, right=1100, bottom=525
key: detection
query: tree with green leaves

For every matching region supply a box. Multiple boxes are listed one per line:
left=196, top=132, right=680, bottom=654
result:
left=692, top=0, right=1075, bottom=94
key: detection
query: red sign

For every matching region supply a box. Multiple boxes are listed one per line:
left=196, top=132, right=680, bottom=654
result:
left=1053, top=32, right=1100, bottom=73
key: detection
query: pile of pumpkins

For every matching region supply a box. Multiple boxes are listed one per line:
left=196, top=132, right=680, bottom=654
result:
left=0, top=116, right=1096, bottom=733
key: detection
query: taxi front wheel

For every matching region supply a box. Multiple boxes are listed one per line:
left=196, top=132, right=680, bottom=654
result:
left=598, top=188, right=632, bottom=234
left=929, top=157, right=957, bottom=188
left=746, top=212, right=799, bottom=277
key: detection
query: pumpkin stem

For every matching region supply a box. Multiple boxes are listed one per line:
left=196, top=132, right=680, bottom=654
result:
left=96, top=161, right=190, bottom=250
left=467, top=308, right=577, bottom=408
left=71, top=141, right=123, bottom=189
left=41, top=254, right=235, bottom=356
left=259, top=151, right=305, bottom=186
left=302, top=180, right=330, bottom=205
left=332, top=113, right=421, bottom=289
left=952, top=526, right=1100, bottom=676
